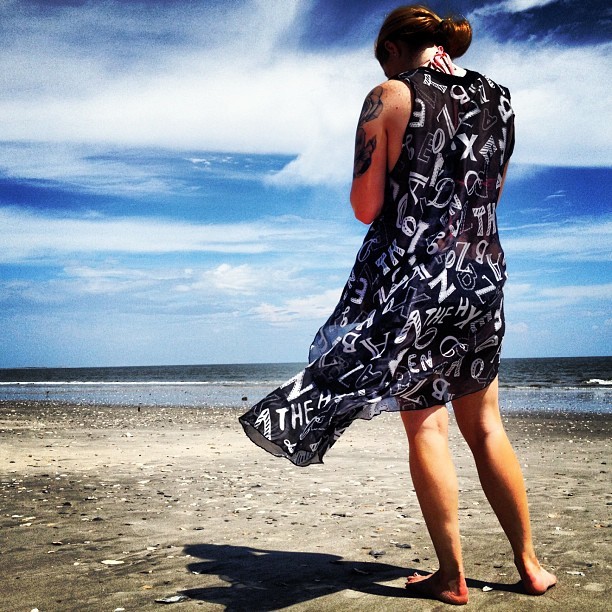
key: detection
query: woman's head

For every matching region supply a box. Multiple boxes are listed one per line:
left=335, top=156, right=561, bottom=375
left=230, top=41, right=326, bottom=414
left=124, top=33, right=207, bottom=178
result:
left=375, top=4, right=472, bottom=66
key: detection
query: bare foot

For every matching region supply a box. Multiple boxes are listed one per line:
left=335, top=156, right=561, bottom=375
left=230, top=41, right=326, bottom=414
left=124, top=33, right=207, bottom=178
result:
left=515, top=558, right=557, bottom=595
left=405, top=570, right=469, bottom=605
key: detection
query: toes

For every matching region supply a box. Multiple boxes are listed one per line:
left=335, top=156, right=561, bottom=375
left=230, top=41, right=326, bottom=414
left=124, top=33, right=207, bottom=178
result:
left=405, top=572, right=426, bottom=586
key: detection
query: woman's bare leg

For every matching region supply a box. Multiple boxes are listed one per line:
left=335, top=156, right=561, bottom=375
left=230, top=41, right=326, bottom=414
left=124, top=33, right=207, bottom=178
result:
left=401, top=405, right=469, bottom=605
left=452, top=378, right=556, bottom=595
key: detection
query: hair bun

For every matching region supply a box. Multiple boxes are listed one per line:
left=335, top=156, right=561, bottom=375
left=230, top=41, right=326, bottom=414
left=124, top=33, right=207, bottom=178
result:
left=374, top=5, right=473, bottom=65
left=436, top=15, right=472, bottom=59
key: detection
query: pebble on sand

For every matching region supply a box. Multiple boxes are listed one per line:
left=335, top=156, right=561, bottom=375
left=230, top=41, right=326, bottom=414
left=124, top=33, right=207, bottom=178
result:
left=155, top=595, right=188, bottom=604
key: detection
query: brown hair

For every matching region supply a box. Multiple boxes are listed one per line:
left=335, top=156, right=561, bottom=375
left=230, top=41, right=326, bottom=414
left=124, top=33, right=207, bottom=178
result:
left=375, top=4, right=472, bottom=64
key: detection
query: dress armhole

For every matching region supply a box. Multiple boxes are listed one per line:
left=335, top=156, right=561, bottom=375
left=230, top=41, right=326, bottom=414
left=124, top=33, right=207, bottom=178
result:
left=504, top=117, right=516, bottom=167
left=388, top=76, right=415, bottom=177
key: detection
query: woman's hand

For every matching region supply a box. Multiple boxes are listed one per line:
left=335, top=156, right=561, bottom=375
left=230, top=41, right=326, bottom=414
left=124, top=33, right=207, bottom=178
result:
left=350, top=80, right=412, bottom=224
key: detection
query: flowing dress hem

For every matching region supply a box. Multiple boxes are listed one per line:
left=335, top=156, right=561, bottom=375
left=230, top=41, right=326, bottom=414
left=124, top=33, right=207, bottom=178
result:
left=239, top=369, right=500, bottom=467
left=238, top=417, right=325, bottom=467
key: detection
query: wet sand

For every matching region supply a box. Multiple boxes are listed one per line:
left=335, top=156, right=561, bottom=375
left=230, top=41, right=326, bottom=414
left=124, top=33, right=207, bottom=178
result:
left=0, top=400, right=610, bottom=611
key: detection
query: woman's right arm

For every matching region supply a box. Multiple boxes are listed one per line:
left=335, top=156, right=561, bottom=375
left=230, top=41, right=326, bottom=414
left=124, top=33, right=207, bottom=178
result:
left=350, top=80, right=412, bottom=224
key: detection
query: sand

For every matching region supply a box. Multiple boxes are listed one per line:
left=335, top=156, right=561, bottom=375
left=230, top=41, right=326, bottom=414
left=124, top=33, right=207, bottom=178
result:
left=0, top=399, right=610, bottom=611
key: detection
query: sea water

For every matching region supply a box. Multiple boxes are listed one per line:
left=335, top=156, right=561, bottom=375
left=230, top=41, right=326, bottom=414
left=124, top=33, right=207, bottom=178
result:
left=0, top=357, right=610, bottom=414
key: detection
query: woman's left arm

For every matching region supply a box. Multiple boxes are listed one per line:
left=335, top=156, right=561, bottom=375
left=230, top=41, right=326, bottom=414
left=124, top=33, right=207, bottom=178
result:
left=350, top=80, right=411, bottom=224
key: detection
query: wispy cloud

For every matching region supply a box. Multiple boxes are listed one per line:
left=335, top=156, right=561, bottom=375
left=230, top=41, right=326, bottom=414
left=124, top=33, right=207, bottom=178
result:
left=470, top=0, right=560, bottom=16
left=179, top=263, right=302, bottom=296
left=0, top=206, right=366, bottom=263
left=539, top=284, right=612, bottom=301
left=501, top=217, right=612, bottom=262
left=545, top=191, right=566, bottom=200
left=254, top=288, right=342, bottom=325
left=1, top=261, right=306, bottom=312
left=0, top=207, right=275, bottom=261
left=506, top=281, right=612, bottom=314
left=506, top=321, right=529, bottom=334
left=0, top=143, right=288, bottom=200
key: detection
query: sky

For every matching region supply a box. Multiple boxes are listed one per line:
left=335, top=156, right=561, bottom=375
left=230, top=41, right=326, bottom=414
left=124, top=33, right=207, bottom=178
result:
left=0, top=0, right=610, bottom=368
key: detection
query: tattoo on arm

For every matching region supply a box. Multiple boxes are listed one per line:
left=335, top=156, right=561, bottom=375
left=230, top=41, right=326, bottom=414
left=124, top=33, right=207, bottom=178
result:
left=358, top=86, right=383, bottom=127
left=353, top=86, right=383, bottom=178
left=353, top=129, right=376, bottom=178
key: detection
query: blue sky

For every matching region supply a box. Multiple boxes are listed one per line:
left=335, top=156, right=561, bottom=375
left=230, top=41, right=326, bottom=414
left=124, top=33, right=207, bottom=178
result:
left=0, top=0, right=610, bottom=367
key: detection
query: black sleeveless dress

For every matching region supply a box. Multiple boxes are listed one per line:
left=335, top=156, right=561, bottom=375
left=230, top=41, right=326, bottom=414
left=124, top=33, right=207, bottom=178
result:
left=240, top=67, right=515, bottom=466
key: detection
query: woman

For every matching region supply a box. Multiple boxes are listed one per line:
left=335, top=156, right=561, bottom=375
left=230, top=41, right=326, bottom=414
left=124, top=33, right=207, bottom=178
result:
left=240, top=4, right=556, bottom=605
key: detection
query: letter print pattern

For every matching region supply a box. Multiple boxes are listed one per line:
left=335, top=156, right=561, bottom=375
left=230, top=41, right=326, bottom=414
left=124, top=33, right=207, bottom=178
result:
left=240, top=68, right=515, bottom=466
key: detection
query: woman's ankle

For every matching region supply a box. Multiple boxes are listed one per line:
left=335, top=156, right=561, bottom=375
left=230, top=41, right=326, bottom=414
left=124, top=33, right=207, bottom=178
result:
left=514, top=550, right=540, bottom=574
left=514, top=553, right=557, bottom=595
left=438, top=568, right=468, bottom=591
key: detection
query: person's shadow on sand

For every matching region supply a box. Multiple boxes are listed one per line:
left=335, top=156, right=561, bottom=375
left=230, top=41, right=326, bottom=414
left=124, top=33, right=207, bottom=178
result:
left=182, top=543, right=522, bottom=610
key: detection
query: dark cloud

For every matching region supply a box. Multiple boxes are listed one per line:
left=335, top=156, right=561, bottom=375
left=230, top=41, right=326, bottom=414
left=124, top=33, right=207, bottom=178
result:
left=297, top=0, right=611, bottom=49
left=296, top=1, right=492, bottom=50
left=0, top=0, right=249, bottom=51
left=475, top=0, right=611, bottom=46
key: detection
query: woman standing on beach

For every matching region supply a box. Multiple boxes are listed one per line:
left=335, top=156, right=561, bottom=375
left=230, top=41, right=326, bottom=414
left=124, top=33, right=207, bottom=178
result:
left=241, top=4, right=556, bottom=604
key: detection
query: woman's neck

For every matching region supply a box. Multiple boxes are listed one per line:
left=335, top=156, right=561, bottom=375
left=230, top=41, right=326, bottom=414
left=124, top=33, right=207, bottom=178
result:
left=412, top=45, right=438, bottom=68
left=383, top=42, right=466, bottom=78
left=417, top=45, right=466, bottom=77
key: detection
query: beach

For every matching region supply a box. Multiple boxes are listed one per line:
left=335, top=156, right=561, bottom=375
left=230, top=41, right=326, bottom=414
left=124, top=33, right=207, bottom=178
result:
left=0, top=400, right=609, bottom=611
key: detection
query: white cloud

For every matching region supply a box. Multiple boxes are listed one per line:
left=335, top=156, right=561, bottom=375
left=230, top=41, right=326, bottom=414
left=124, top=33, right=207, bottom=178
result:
left=254, top=288, right=342, bottom=324
left=0, top=207, right=366, bottom=264
left=504, top=0, right=559, bottom=9
left=0, top=0, right=367, bottom=167
left=0, top=207, right=277, bottom=261
left=0, top=49, right=371, bottom=186
left=2, top=262, right=275, bottom=308
left=539, top=284, right=612, bottom=301
left=184, top=263, right=302, bottom=296
left=545, top=191, right=566, bottom=200
left=506, top=321, right=529, bottom=334
left=471, top=0, right=560, bottom=16
left=204, top=264, right=261, bottom=295
left=61, top=265, right=193, bottom=296
left=0, top=142, right=188, bottom=198
left=0, top=143, right=284, bottom=201
left=473, top=42, right=611, bottom=168
left=0, top=0, right=305, bottom=96
left=504, top=282, right=534, bottom=298
left=501, top=218, right=612, bottom=261
left=7, top=264, right=294, bottom=311
left=506, top=281, right=612, bottom=313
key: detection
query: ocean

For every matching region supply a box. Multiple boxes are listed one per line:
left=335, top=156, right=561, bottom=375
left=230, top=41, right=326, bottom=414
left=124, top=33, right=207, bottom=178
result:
left=0, top=357, right=610, bottom=414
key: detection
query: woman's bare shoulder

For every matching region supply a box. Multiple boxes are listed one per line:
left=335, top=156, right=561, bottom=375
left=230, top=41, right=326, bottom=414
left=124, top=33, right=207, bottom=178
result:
left=362, top=79, right=411, bottom=101
left=382, top=77, right=412, bottom=92
left=378, top=79, right=412, bottom=111
left=374, top=79, right=412, bottom=125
